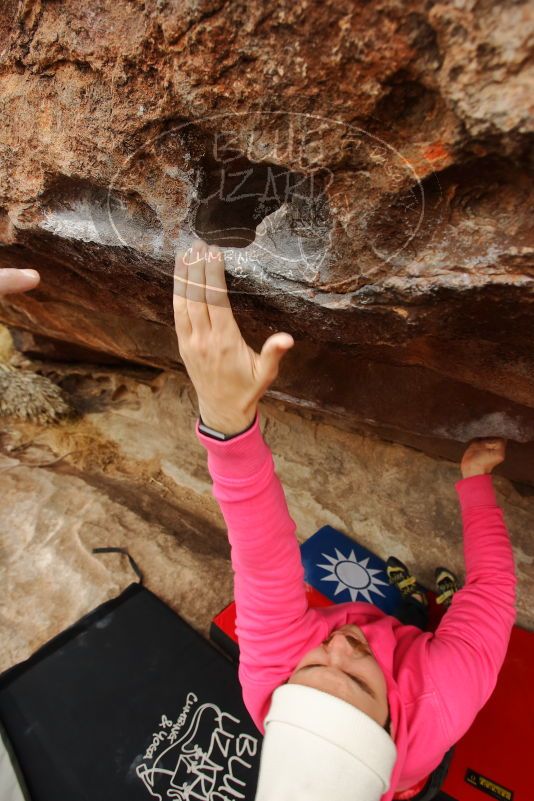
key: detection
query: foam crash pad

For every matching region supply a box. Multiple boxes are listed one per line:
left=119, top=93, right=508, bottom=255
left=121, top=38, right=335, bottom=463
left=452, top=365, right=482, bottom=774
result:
left=439, top=624, right=534, bottom=801
left=302, top=526, right=445, bottom=631
left=301, top=525, right=402, bottom=614
left=0, top=584, right=261, bottom=801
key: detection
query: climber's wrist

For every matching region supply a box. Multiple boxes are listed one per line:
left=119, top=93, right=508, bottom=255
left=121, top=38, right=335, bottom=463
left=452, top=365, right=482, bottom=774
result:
left=460, top=464, right=492, bottom=479
left=197, top=401, right=257, bottom=436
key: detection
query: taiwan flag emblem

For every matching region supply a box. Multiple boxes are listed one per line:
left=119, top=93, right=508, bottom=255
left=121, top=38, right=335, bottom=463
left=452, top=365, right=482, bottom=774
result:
left=301, top=525, right=402, bottom=616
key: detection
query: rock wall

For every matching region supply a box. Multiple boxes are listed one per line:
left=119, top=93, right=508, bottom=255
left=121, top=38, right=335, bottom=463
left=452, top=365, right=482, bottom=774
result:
left=0, top=0, right=533, bottom=481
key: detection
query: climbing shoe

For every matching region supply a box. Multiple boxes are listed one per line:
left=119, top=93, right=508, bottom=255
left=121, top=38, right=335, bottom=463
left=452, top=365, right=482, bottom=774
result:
left=386, top=556, right=428, bottom=606
left=434, top=566, right=459, bottom=607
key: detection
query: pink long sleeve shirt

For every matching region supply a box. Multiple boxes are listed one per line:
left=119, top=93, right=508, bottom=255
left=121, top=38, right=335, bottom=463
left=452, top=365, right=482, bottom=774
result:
left=196, top=413, right=516, bottom=799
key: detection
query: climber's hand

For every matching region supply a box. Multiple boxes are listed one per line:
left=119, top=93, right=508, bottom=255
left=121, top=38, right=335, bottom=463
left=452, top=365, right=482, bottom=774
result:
left=173, top=240, right=294, bottom=435
left=461, top=437, right=506, bottom=479
left=0, top=268, right=40, bottom=298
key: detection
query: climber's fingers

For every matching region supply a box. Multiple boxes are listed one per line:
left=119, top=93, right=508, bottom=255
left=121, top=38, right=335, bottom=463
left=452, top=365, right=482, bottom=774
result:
left=175, top=241, right=211, bottom=336
left=185, top=241, right=210, bottom=331
left=174, top=240, right=234, bottom=342
left=204, top=245, right=235, bottom=333
left=0, top=268, right=40, bottom=297
left=173, top=250, right=192, bottom=339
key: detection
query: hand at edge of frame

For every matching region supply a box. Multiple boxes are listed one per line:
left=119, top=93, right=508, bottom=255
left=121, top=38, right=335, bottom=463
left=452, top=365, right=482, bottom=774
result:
left=0, top=268, right=40, bottom=298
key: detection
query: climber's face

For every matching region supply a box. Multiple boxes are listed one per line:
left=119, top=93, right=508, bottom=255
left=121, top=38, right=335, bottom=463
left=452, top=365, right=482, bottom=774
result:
left=288, top=624, right=390, bottom=728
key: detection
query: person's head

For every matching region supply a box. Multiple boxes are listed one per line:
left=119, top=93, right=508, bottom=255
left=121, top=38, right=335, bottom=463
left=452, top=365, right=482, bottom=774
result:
left=288, top=623, right=390, bottom=728
left=254, top=624, right=396, bottom=801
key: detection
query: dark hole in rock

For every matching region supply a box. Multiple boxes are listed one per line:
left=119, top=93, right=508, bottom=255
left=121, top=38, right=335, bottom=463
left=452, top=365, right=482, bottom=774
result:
left=192, top=147, right=329, bottom=248
left=397, top=13, right=443, bottom=69
left=448, top=64, right=464, bottom=81
left=373, top=76, right=439, bottom=133
left=10, top=331, right=128, bottom=366
left=111, top=385, right=129, bottom=402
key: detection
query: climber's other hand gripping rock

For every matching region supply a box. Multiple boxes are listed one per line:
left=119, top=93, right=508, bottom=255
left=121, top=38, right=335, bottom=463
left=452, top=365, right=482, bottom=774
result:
left=173, top=240, right=294, bottom=435
left=461, top=437, right=507, bottom=479
left=0, top=268, right=40, bottom=298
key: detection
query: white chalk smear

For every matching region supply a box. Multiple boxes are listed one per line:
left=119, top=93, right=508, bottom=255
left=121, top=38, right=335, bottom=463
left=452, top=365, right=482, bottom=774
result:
left=40, top=203, right=106, bottom=244
left=435, top=412, right=533, bottom=443
left=40, top=201, right=165, bottom=256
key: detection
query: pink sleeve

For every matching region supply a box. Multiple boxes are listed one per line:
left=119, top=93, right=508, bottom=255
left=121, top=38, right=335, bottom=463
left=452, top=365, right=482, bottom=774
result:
left=427, top=474, right=516, bottom=744
left=195, top=412, right=323, bottom=727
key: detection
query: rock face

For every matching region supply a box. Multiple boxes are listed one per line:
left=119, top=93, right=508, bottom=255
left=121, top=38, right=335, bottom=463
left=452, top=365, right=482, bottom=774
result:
left=0, top=0, right=533, bottom=481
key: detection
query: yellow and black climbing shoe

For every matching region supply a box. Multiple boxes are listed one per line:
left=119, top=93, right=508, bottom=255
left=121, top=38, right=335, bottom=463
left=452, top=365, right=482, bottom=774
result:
left=386, top=556, right=428, bottom=606
left=434, top=566, right=459, bottom=607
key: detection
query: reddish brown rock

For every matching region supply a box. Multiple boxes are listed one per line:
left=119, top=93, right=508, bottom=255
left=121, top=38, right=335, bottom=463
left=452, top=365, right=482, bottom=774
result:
left=0, top=0, right=533, bottom=479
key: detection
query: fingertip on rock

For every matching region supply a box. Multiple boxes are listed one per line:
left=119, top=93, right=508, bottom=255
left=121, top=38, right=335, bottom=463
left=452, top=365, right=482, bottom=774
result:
left=21, top=268, right=40, bottom=282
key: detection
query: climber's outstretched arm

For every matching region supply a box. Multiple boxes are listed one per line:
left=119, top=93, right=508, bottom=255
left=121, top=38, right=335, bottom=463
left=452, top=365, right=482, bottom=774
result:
left=173, top=241, right=320, bottom=725
left=195, top=412, right=322, bottom=725
left=427, top=439, right=516, bottom=745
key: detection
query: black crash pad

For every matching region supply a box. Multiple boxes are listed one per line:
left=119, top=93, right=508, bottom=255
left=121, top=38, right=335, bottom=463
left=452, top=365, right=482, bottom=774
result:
left=0, top=584, right=261, bottom=801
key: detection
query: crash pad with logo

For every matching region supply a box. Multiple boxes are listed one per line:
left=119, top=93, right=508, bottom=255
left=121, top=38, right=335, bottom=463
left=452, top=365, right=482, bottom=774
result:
left=0, top=584, right=261, bottom=801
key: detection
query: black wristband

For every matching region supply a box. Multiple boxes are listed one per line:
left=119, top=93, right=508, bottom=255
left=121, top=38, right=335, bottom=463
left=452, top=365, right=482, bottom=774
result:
left=198, top=412, right=257, bottom=441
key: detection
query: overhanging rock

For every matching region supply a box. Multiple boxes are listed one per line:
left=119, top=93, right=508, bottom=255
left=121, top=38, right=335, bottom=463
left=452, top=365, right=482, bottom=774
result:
left=1, top=0, right=533, bottom=483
